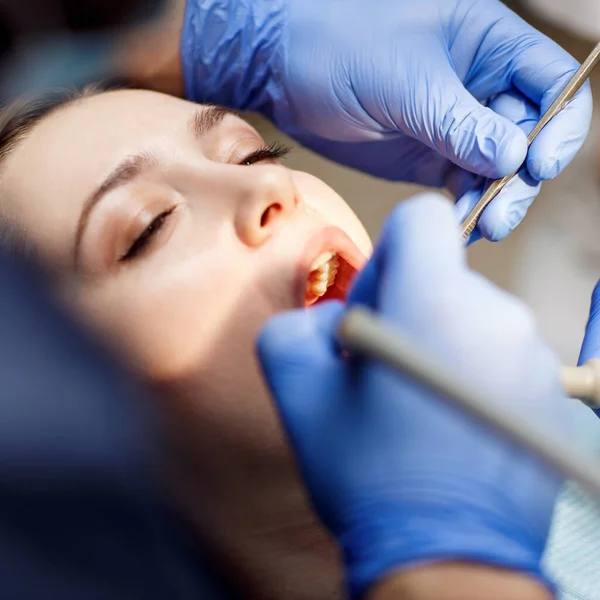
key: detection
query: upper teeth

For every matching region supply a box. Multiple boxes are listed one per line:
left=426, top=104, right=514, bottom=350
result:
left=306, top=253, right=339, bottom=305
left=309, top=252, right=334, bottom=271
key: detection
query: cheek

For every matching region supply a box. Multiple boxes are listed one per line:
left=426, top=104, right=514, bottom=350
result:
left=292, top=171, right=373, bottom=256
left=77, top=247, right=274, bottom=386
left=74, top=246, right=289, bottom=460
left=146, top=262, right=287, bottom=458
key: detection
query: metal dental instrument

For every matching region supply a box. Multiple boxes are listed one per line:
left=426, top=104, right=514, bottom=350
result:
left=337, top=307, right=600, bottom=500
left=460, top=42, right=600, bottom=242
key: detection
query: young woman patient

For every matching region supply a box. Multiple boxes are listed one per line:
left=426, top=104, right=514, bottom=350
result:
left=0, top=84, right=371, bottom=600
left=1, top=84, right=593, bottom=600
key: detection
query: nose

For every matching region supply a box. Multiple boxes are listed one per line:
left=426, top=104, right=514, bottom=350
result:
left=234, top=165, right=298, bottom=247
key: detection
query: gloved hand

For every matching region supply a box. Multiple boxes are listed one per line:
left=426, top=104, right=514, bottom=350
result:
left=578, top=280, right=600, bottom=416
left=181, top=0, right=592, bottom=243
left=257, top=193, right=572, bottom=598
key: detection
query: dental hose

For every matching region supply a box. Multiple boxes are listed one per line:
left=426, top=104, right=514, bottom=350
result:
left=337, top=307, right=600, bottom=501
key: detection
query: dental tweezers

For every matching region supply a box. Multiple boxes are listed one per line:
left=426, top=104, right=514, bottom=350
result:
left=460, top=42, right=600, bottom=242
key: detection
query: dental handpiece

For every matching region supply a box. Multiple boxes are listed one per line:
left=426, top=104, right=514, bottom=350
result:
left=561, top=361, right=600, bottom=408
left=459, top=41, right=600, bottom=242
left=339, top=307, right=600, bottom=406
left=337, top=307, right=600, bottom=500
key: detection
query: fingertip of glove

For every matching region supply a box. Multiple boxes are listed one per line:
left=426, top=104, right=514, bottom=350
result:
left=463, top=112, right=527, bottom=178
left=527, top=109, right=590, bottom=180
left=392, top=192, right=456, bottom=224
left=585, top=279, right=600, bottom=330
left=527, top=156, right=561, bottom=181
left=256, top=312, right=298, bottom=363
left=384, top=193, right=459, bottom=254
left=478, top=222, right=510, bottom=243
left=257, top=303, right=346, bottom=362
left=476, top=171, right=540, bottom=241
left=492, top=124, right=528, bottom=177
left=591, top=279, right=600, bottom=307
left=477, top=204, right=522, bottom=243
left=465, top=229, right=482, bottom=246
left=576, top=281, right=600, bottom=366
left=311, top=300, right=347, bottom=333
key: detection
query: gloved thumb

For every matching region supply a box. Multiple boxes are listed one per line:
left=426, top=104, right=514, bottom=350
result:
left=423, top=60, right=528, bottom=180
left=578, top=280, right=600, bottom=366
left=256, top=301, right=345, bottom=422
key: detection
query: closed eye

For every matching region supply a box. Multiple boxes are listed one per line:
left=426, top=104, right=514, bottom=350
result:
left=120, top=207, right=176, bottom=262
left=239, top=142, right=291, bottom=165
left=118, top=142, right=290, bottom=263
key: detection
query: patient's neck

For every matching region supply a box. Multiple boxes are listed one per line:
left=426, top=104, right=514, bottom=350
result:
left=157, top=386, right=343, bottom=600
left=167, top=447, right=343, bottom=600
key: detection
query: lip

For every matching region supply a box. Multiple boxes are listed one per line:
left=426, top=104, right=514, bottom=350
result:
left=296, top=226, right=368, bottom=307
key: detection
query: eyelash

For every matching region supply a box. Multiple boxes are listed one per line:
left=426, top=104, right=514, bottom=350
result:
left=119, top=142, right=292, bottom=262
left=120, top=206, right=176, bottom=262
left=238, top=141, right=291, bottom=165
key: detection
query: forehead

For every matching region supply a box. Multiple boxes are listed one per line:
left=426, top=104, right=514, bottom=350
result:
left=0, top=90, right=211, bottom=259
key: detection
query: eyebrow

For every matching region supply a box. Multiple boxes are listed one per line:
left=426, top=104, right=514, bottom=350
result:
left=73, top=152, right=158, bottom=266
left=188, top=105, right=235, bottom=138
left=73, top=106, right=236, bottom=266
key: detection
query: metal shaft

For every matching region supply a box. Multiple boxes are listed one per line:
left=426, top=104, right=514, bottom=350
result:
left=460, top=42, right=600, bottom=242
left=337, top=307, right=600, bottom=499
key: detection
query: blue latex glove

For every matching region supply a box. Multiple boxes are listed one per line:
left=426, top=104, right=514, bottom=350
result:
left=181, top=0, right=592, bottom=242
left=257, top=193, right=572, bottom=598
left=578, top=280, right=600, bottom=417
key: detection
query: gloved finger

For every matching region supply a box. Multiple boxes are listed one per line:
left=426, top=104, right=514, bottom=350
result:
left=347, top=250, right=380, bottom=311
left=527, top=79, right=592, bottom=181
left=506, top=27, right=593, bottom=181
left=256, top=301, right=346, bottom=436
left=293, top=132, right=460, bottom=187
left=453, top=190, right=482, bottom=246
left=447, top=90, right=537, bottom=203
left=444, top=164, right=480, bottom=200
left=420, top=49, right=528, bottom=180
left=578, top=280, right=600, bottom=366
left=349, top=193, right=465, bottom=314
left=464, top=228, right=482, bottom=247
left=454, top=169, right=541, bottom=243
left=476, top=170, right=541, bottom=241
left=257, top=301, right=345, bottom=376
left=452, top=91, right=542, bottom=244
left=488, top=90, right=540, bottom=137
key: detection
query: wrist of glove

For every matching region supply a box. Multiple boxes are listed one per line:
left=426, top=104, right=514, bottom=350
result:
left=181, top=0, right=285, bottom=115
left=337, top=494, right=551, bottom=598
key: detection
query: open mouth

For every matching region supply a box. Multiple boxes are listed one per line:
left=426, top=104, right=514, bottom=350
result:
left=305, top=251, right=357, bottom=306
left=300, top=227, right=367, bottom=307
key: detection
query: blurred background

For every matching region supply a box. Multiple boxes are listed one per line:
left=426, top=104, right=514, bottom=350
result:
left=248, top=0, right=600, bottom=366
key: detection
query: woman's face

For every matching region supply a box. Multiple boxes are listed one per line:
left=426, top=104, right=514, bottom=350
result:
left=1, top=90, right=371, bottom=460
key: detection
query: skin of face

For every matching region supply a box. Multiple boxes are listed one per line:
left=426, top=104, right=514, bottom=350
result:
left=0, top=89, right=372, bottom=598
